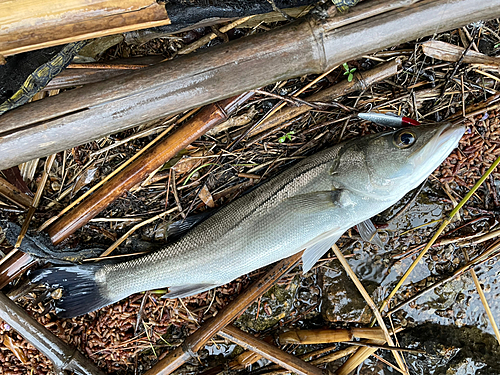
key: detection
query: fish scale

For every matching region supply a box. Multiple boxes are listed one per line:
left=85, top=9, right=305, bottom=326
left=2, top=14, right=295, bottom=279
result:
left=32, top=122, right=464, bottom=317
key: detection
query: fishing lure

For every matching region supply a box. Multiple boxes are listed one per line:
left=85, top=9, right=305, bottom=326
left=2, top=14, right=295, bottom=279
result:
left=358, top=112, right=421, bottom=128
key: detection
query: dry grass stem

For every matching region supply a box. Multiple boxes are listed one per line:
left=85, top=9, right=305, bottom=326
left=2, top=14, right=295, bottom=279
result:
left=462, top=250, right=500, bottom=345
left=331, top=245, right=408, bottom=375
left=99, top=207, right=179, bottom=258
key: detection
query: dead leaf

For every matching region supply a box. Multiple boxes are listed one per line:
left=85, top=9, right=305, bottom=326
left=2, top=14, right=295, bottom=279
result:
left=3, top=335, right=28, bottom=364
left=199, top=185, right=215, bottom=208
left=172, top=150, right=213, bottom=175
left=71, top=164, right=99, bottom=197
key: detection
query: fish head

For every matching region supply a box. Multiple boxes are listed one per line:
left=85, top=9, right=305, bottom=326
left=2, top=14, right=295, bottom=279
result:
left=330, top=122, right=464, bottom=200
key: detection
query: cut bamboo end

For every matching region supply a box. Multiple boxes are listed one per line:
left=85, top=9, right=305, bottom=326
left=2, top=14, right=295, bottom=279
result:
left=0, top=0, right=170, bottom=57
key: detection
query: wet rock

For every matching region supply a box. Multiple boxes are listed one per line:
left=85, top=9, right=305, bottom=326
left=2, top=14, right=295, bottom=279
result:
left=426, top=278, right=469, bottom=310
left=292, top=273, right=322, bottom=322
left=400, top=323, right=500, bottom=375
left=235, top=277, right=299, bottom=332
left=377, top=185, right=446, bottom=232
left=320, top=261, right=372, bottom=324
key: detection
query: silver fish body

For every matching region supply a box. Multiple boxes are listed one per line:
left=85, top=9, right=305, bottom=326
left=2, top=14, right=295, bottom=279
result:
left=33, top=122, right=464, bottom=317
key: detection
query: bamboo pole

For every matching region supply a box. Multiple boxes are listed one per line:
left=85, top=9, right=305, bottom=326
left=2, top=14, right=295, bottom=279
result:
left=0, top=292, right=106, bottom=375
left=1, top=0, right=498, bottom=170
left=0, top=252, right=34, bottom=289
left=144, top=252, right=302, bottom=375
left=0, top=0, right=170, bottom=57
left=46, top=93, right=253, bottom=244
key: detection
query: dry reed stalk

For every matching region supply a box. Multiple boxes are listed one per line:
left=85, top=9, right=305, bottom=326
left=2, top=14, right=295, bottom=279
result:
left=279, top=327, right=385, bottom=344
left=331, top=245, right=408, bottom=375
left=219, top=325, right=324, bottom=375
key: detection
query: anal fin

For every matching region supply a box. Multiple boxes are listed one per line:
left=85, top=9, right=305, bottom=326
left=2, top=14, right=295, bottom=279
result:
left=356, top=219, right=384, bottom=249
left=166, top=283, right=218, bottom=299
left=301, top=231, right=344, bottom=273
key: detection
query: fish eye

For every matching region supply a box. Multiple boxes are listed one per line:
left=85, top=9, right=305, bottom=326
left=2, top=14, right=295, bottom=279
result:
left=393, top=130, right=416, bottom=148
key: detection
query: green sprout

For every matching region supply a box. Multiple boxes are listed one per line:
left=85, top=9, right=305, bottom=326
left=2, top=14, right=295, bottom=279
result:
left=343, top=62, right=357, bottom=82
left=278, top=131, right=295, bottom=143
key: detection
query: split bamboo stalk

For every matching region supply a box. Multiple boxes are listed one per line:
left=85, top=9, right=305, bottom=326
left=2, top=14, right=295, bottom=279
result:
left=144, top=252, right=302, bottom=375
left=1, top=0, right=498, bottom=170
left=44, top=56, right=164, bottom=91
left=421, top=40, right=500, bottom=70
left=0, top=0, right=171, bottom=57
left=47, top=93, right=253, bottom=244
left=0, top=292, right=106, bottom=375
left=0, top=176, right=32, bottom=208
left=219, top=325, right=324, bottom=375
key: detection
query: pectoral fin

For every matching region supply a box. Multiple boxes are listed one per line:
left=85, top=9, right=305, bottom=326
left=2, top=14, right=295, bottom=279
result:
left=283, top=190, right=344, bottom=212
left=356, top=219, right=384, bottom=249
left=301, top=231, right=344, bottom=273
left=280, top=190, right=346, bottom=273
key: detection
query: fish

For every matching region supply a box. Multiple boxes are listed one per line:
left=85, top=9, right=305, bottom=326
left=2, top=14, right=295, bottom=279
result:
left=32, top=122, right=464, bottom=318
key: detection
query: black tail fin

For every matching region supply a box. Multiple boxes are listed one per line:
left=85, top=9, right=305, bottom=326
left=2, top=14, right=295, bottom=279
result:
left=31, top=265, right=113, bottom=318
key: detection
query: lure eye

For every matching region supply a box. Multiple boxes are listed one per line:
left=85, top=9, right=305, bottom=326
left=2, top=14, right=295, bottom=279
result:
left=393, top=130, right=416, bottom=148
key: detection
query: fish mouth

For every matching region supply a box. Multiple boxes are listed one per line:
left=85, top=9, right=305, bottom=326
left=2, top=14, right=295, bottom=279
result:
left=433, top=122, right=465, bottom=151
left=413, top=122, right=465, bottom=177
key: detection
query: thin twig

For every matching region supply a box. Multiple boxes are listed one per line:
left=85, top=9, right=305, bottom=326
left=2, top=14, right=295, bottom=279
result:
left=462, top=249, right=500, bottom=344
left=99, top=207, right=178, bottom=258
left=342, top=341, right=424, bottom=354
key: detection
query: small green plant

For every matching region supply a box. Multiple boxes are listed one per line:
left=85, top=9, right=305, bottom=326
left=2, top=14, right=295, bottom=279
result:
left=495, top=42, right=500, bottom=49
left=343, top=62, right=357, bottom=82
left=278, top=131, right=295, bottom=143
